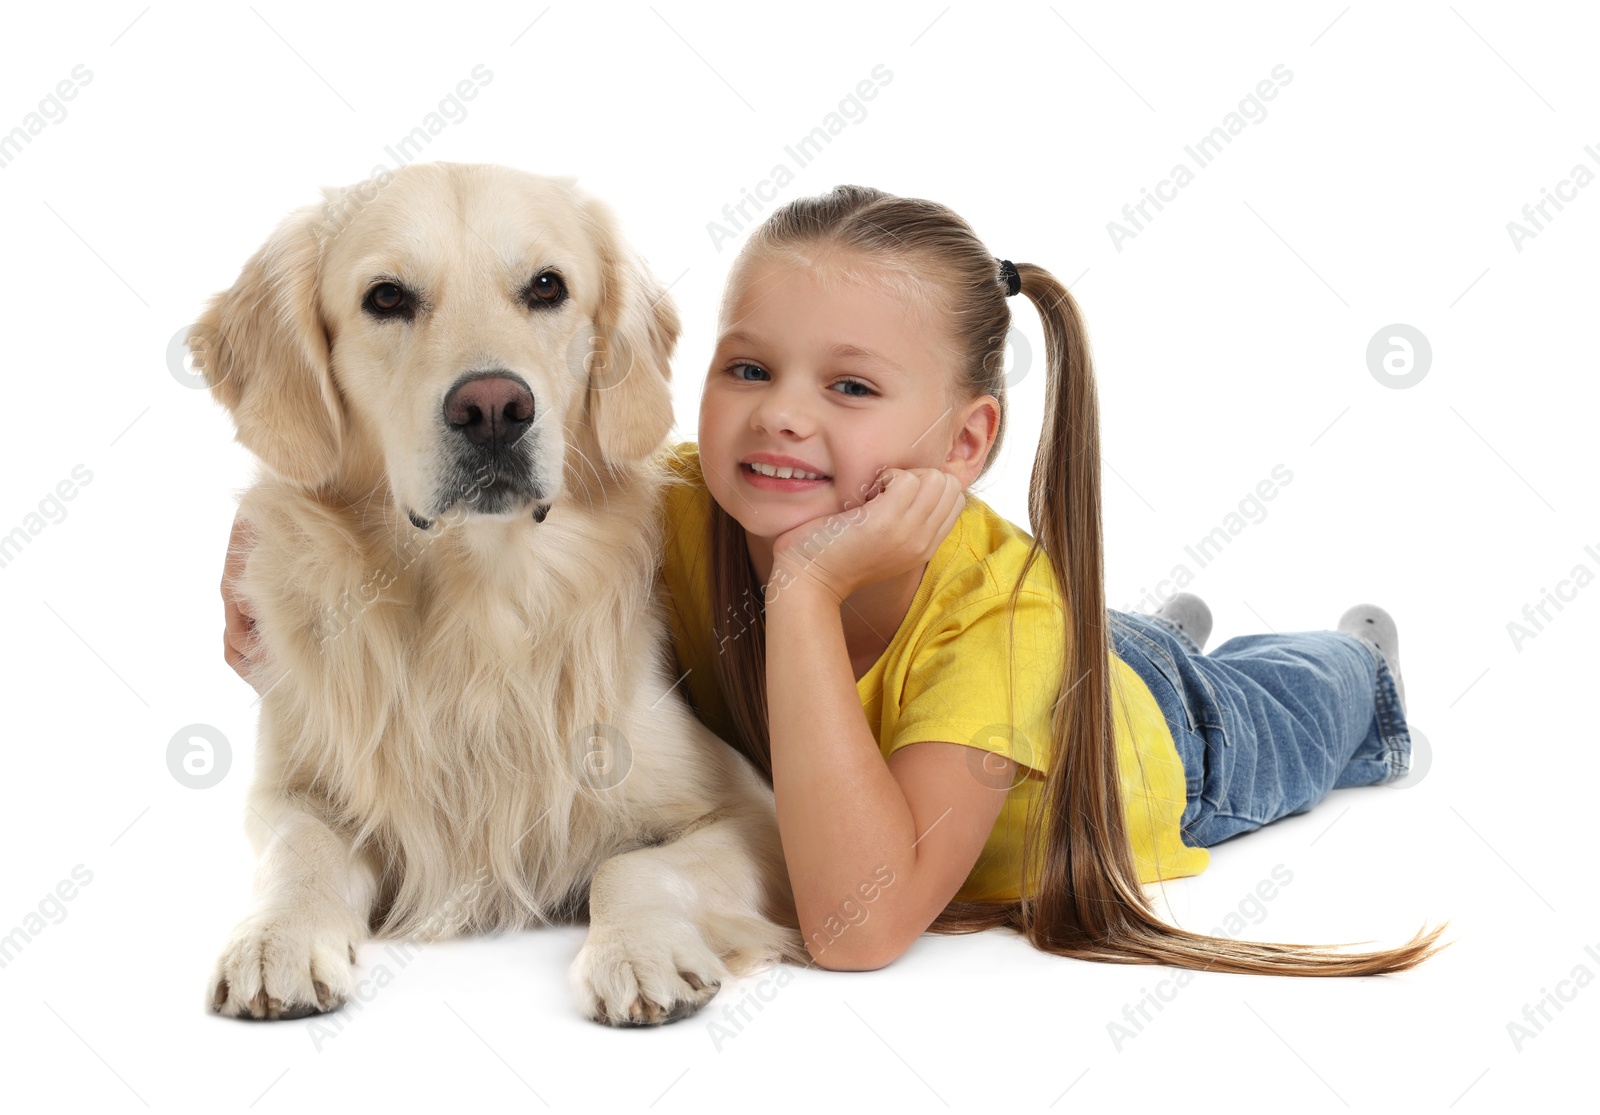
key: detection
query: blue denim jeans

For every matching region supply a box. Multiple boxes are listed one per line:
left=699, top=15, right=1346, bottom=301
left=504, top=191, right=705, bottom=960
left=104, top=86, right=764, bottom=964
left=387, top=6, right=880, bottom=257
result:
left=1108, top=609, right=1412, bottom=848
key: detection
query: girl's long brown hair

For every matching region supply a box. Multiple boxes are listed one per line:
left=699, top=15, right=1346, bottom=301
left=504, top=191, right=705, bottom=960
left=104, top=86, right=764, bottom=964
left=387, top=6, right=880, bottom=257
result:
left=708, top=185, right=1449, bottom=975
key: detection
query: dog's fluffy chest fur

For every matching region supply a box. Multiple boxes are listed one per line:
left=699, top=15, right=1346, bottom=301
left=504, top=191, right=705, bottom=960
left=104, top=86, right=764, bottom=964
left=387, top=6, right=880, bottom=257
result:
left=238, top=473, right=673, bottom=936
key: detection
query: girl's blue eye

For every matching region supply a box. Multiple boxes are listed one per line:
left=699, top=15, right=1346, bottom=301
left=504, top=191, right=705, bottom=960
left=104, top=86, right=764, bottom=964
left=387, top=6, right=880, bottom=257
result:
left=725, top=362, right=876, bottom=398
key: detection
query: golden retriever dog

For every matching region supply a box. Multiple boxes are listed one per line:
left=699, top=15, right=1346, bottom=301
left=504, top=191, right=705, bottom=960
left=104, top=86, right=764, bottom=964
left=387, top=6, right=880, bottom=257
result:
left=192, top=161, right=803, bottom=1026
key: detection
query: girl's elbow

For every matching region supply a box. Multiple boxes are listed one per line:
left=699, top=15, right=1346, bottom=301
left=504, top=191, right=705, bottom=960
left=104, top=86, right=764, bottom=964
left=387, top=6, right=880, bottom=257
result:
left=805, top=923, right=913, bottom=972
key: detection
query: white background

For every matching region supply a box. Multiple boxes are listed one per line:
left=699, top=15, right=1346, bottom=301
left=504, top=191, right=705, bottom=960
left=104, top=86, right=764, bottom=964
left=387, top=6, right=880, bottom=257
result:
left=0, top=1, right=1594, bottom=1110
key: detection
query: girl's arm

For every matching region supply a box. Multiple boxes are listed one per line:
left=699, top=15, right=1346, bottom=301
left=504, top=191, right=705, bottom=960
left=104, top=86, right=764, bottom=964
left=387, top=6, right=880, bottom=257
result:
left=221, top=509, right=268, bottom=694
left=766, top=581, right=1015, bottom=970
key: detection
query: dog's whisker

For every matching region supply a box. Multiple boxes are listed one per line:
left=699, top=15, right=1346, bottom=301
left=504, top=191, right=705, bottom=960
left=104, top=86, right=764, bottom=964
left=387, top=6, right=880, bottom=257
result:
left=574, top=444, right=613, bottom=514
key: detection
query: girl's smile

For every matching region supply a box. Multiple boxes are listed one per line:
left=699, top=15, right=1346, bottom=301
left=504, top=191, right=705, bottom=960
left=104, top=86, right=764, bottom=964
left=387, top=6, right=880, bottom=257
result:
left=739, top=462, right=832, bottom=491
left=740, top=451, right=833, bottom=489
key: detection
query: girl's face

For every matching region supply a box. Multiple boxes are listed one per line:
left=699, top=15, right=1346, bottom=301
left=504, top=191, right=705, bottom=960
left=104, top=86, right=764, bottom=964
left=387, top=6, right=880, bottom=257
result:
left=699, top=250, right=975, bottom=541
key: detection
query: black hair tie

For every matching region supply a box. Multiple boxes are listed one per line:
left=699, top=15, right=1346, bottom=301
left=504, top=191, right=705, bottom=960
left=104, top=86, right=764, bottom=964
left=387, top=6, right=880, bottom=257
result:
left=998, top=258, right=1021, bottom=297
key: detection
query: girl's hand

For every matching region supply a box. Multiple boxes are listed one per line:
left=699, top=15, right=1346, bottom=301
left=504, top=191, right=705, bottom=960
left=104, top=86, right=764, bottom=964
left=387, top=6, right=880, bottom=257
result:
left=222, top=510, right=267, bottom=694
left=768, top=467, right=965, bottom=607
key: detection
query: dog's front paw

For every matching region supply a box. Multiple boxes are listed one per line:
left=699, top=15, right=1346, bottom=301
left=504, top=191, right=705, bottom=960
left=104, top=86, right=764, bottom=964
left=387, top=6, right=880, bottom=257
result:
left=570, top=920, right=728, bottom=1026
left=208, top=910, right=359, bottom=1021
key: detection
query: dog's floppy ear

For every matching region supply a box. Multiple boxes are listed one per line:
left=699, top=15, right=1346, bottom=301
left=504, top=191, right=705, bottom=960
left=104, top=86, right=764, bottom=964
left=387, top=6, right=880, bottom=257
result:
left=190, top=199, right=345, bottom=490
left=581, top=196, right=678, bottom=466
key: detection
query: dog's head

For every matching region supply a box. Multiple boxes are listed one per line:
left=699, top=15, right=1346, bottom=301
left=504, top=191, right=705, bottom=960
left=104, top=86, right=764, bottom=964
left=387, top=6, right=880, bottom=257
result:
left=191, top=162, right=678, bottom=524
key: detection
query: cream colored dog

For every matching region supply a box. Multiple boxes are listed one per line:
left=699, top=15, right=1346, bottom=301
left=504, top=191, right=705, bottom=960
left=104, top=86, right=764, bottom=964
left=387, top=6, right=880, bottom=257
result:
left=193, top=162, right=803, bottom=1026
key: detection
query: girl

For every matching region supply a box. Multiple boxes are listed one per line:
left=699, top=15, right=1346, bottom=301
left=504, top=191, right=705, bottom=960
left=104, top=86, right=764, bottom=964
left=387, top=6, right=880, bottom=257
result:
left=223, top=184, right=1446, bottom=977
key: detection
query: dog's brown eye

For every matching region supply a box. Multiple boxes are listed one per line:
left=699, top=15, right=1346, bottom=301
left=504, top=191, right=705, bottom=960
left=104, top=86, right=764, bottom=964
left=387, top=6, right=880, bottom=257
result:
left=363, top=281, right=415, bottom=321
left=526, top=271, right=567, bottom=308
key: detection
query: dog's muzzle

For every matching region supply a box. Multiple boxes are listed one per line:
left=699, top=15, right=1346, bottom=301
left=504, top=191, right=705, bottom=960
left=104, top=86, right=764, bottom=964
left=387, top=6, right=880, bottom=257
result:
left=406, top=370, right=551, bottom=528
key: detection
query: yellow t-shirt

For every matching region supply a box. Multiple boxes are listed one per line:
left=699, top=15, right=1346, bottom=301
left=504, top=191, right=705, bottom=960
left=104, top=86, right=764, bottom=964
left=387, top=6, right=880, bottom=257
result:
left=655, top=440, right=1209, bottom=902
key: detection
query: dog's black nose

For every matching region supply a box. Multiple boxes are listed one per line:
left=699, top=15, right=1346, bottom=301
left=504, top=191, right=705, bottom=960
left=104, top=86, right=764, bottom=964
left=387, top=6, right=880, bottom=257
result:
left=443, top=373, right=535, bottom=450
